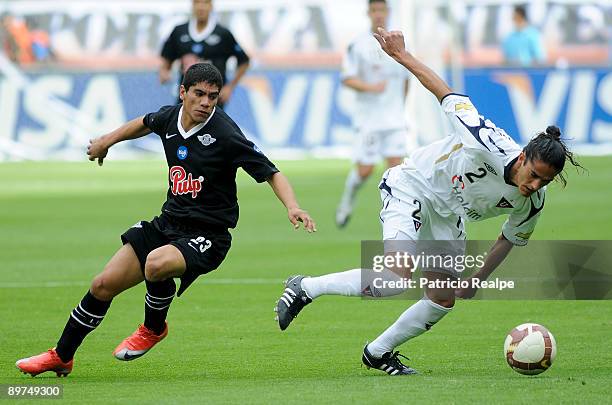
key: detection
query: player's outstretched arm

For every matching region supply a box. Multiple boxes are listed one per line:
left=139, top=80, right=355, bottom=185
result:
left=267, top=172, right=317, bottom=233
left=87, top=116, right=151, bottom=166
left=455, top=234, right=514, bottom=299
left=373, top=28, right=452, bottom=102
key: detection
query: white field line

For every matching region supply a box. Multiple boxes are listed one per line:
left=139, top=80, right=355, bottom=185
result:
left=0, top=278, right=283, bottom=289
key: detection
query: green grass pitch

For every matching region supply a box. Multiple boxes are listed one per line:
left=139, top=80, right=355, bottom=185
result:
left=0, top=157, right=610, bottom=404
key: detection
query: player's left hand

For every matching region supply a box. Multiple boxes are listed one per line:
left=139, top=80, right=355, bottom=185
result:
left=287, top=207, right=317, bottom=233
left=87, top=136, right=109, bottom=166
left=219, top=84, right=234, bottom=105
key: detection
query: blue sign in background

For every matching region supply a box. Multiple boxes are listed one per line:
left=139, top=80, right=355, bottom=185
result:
left=2, top=66, right=611, bottom=156
left=464, top=67, right=612, bottom=145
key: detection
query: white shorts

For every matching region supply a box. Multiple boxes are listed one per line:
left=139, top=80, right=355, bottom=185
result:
left=379, top=174, right=466, bottom=276
left=353, top=128, right=407, bottom=165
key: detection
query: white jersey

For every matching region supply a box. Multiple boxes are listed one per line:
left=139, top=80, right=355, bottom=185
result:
left=342, top=31, right=410, bottom=132
left=385, top=94, right=545, bottom=246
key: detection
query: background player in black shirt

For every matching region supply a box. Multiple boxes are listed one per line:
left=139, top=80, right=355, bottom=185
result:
left=16, top=63, right=316, bottom=377
left=159, top=0, right=250, bottom=106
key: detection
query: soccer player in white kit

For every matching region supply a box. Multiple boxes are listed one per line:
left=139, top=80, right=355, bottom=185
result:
left=336, top=0, right=412, bottom=228
left=275, top=28, right=582, bottom=375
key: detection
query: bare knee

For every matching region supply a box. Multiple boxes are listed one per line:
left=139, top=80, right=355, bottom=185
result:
left=431, top=296, right=455, bottom=308
left=144, top=251, right=168, bottom=282
left=144, top=246, right=186, bottom=282
left=386, top=157, right=403, bottom=168
left=89, top=245, right=145, bottom=300
left=425, top=287, right=455, bottom=308
left=357, top=165, right=374, bottom=179
left=90, top=273, right=117, bottom=301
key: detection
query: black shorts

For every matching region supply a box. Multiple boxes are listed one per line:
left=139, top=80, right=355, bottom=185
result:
left=121, top=214, right=232, bottom=296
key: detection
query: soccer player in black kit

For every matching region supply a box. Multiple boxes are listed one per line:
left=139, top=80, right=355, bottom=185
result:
left=16, top=63, right=316, bottom=377
left=159, top=0, right=249, bottom=106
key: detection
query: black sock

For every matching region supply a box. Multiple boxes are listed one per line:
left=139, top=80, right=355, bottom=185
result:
left=144, top=279, right=176, bottom=335
left=55, top=291, right=112, bottom=362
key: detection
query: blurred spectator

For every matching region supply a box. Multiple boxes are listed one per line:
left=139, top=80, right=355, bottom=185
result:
left=1, top=15, right=34, bottom=65
left=159, top=0, right=250, bottom=107
left=502, top=5, right=546, bottom=66
left=30, top=21, right=53, bottom=62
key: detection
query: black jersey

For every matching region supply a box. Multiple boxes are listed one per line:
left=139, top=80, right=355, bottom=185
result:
left=143, top=105, right=278, bottom=229
left=160, top=19, right=249, bottom=88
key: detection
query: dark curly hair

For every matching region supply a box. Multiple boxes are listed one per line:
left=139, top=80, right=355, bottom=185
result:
left=523, top=126, right=584, bottom=187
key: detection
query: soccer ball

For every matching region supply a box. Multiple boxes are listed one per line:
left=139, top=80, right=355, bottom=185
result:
left=504, top=323, right=557, bottom=375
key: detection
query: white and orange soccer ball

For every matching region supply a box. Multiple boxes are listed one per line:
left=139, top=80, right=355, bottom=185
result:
left=504, top=323, right=557, bottom=375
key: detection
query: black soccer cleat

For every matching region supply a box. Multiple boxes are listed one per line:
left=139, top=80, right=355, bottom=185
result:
left=362, top=345, right=418, bottom=375
left=275, top=275, right=312, bottom=330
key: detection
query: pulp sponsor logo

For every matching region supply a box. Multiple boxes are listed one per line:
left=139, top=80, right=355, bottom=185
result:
left=170, top=166, right=203, bottom=198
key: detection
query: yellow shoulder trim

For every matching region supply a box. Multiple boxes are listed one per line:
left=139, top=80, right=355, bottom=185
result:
left=435, top=143, right=463, bottom=164
left=455, top=102, right=474, bottom=111
left=515, top=231, right=533, bottom=240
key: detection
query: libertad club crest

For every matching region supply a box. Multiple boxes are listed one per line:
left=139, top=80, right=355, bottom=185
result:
left=197, top=133, right=216, bottom=146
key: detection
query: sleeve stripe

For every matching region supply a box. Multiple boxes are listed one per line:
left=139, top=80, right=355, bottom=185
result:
left=440, top=92, right=469, bottom=105
left=487, top=135, right=506, bottom=156
left=455, top=116, right=490, bottom=151
left=501, top=229, right=528, bottom=246
left=516, top=194, right=545, bottom=227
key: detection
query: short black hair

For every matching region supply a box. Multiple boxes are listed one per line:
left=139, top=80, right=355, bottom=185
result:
left=369, top=0, right=386, bottom=5
left=523, top=126, right=583, bottom=187
left=182, top=63, right=223, bottom=92
left=514, top=5, right=527, bottom=21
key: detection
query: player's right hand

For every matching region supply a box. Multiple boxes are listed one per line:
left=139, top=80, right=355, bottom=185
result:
left=455, top=280, right=478, bottom=299
left=287, top=207, right=317, bottom=233
left=87, top=137, right=109, bottom=166
left=373, top=28, right=408, bottom=61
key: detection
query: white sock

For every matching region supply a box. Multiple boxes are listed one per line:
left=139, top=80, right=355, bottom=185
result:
left=301, top=269, right=407, bottom=299
left=367, top=297, right=452, bottom=358
left=338, top=169, right=365, bottom=209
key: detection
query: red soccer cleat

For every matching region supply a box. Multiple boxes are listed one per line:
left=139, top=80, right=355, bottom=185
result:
left=16, top=348, right=73, bottom=377
left=113, top=323, right=168, bottom=361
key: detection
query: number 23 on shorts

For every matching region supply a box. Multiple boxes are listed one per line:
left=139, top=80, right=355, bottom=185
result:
left=188, top=236, right=212, bottom=253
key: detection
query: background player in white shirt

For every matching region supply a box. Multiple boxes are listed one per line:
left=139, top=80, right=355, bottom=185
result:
left=275, top=29, right=583, bottom=376
left=336, top=0, right=411, bottom=228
